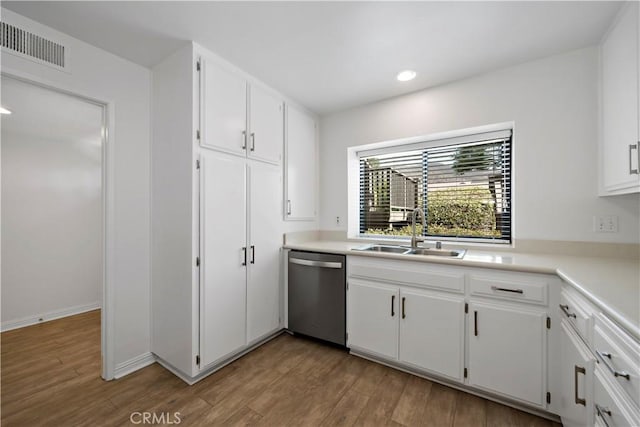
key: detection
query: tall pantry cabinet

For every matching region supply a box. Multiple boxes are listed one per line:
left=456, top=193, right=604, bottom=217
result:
left=151, top=42, right=284, bottom=382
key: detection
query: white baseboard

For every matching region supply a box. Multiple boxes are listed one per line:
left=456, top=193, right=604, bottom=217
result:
left=114, top=352, right=156, bottom=379
left=1, top=302, right=101, bottom=332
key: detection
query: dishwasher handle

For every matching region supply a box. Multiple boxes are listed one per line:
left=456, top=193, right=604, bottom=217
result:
left=289, top=257, right=343, bottom=269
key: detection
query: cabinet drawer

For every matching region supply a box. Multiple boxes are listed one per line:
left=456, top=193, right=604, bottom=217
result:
left=594, top=368, right=640, bottom=427
left=559, top=288, right=594, bottom=343
left=594, top=315, right=640, bottom=408
left=347, top=256, right=465, bottom=293
left=468, top=272, right=548, bottom=305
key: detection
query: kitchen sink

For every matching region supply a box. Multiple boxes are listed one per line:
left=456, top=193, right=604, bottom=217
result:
left=352, top=245, right=466, bottom=258
left=353, top=245, right=411, bottom=254
left=406, top=248, right=466, bottom=258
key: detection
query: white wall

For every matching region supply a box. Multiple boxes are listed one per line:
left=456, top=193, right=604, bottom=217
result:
left=320, top=46, right=640, bottom=244
left=1, top=130, right=102, bottom=326
left=0, top=9, right=151, bottom=373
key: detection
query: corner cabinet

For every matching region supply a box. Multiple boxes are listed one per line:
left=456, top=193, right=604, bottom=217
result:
left=284, top=104, right=317, bottom=220
left=151, top=42, right=284, bottom=383
left=600, top=1, right=640, bottom=195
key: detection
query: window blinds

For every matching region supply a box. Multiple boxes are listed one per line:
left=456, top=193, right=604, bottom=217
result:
left=359, top=132, right=512, bottom=242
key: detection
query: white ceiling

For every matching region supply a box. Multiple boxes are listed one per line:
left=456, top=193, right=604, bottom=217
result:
left=3, top=1, right=622, bottom=115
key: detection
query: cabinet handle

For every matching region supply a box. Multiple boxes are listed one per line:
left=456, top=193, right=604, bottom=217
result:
left=250, top=132, right=255, bottom=152
left=559, top=304, right=577, bottom=319
left=250, top=245, right=255, bottom=264
left=596, top=350, right=631, bottom=380
left=242, top=130, right=247, bottom=150
left=287, top=200, right=292, bottom=216
left=401, top=297, right=406, bottom=319
left=241, top=247, right=247, bottom=266
left=629, top=143, right=639, bottom=175
left=574, top=365, right=586, bottom=406
left=391, top=295, right=395, bottom=317
left=595, top=404, right=612, bottom=427
left=474, top=311, right=478, bottom=336
left=491, top=285, right=523, bottom=294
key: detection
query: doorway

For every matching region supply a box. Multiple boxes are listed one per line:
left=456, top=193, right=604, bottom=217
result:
left=1, top=75, right=106, bottom=376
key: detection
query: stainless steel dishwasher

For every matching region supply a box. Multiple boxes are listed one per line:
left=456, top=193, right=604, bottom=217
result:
left=288, top=250, right=346, bottom=346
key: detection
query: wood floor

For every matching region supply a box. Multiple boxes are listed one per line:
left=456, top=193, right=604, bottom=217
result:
left=1, top=310, right=561, bottom=426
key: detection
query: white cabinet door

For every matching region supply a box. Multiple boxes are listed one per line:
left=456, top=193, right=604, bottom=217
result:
left=200, top=151, right=247, bottom=367
left=601, top=2, right=640, bottom=193
left=247, top=161, right=282, bottom=343
left=201, top=56, right=248, bottom=156
left=347, top=279, right=399, bottom=360
left=285, top=104, right=316, bottom=220
left=248, top=85, right=283, bottom=165
left=467, top=301, right=547, bottom=407
left=559, top=321, right=595, bottom=427
left=399, top=289, right=465, bottom=382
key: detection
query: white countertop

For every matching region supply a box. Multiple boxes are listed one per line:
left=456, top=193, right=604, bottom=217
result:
left=284, top=240, right=640, bottom=339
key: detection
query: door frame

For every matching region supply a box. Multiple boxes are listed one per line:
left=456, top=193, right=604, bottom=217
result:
left=1, top=71, right=115, bottom=380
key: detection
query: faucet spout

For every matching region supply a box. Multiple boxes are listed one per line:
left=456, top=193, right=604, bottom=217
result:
left=410, top=208, right=426, bottom=249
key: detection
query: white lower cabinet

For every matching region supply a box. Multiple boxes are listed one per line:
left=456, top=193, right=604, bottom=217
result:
left=347, top=279, right=399, bottom=360
left=559, top=320, right=595, bottom=427
left=347, top=277, right=465, bottom=381
left=199, top=150, right=282, bottom=369
left=467, top=301, right=547, bottom=407
left=399, top=289, right=465, bottom=381
left=246, top=161, right=282, bottom=343
left=200, top=152, right=248, bottom=367
left=594, top=368, right=640, bottom=427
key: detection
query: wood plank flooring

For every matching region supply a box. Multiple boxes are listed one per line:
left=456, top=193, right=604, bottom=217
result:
left=1, top=310, right=561, bottom=426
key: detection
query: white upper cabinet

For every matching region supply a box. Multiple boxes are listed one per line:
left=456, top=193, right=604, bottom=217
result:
left=199, top=52, right=283, bottom=165
left=600, top=2, right=640, bottom=195
left=201, top=55, right=248, bottom=156
left=249, top=85, right=284, bottom=165
left=285, top=104, right=317, bottom=220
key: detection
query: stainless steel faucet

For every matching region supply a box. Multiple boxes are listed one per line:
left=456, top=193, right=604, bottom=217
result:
left=410, top=208, right=426, bottom=249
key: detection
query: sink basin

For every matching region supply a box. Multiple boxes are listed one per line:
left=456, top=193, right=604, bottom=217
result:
left=407, top=248, right=466, bottom=258
left=353, top=245, right=411, bottom=254
left=353, top=245, right=466, bottom=258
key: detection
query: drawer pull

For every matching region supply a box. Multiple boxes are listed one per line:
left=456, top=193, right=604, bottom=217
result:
left=596, top=350, right=631, bottom=380
left=491, top=286, right=523, bottom=294
left=595, top=404, right=612, bottom=427
left=574, top=365, right=586, bottom=406
left=559, top=304, right=577, bottom=319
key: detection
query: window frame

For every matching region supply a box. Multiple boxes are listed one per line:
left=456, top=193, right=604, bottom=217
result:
left=347, top=123, right=515, bottom=246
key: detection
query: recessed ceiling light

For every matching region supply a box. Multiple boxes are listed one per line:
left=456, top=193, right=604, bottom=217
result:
left=0, top=107, right=12, bottom=115
left=396, top=70, right=417, bottom=82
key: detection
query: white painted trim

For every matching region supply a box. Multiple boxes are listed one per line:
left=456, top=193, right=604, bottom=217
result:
left=114, top=352, right=156, bottom=379
left=1, top=302, right=101, bottom=332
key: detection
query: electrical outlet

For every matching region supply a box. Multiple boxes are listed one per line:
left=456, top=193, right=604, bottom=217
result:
left=336, top=216, right=341, bottom=225
left=593, top=215, right=619, bottom=233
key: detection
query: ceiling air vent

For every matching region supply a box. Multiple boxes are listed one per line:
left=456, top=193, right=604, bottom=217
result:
left=0, top=21, right=67, bottom=70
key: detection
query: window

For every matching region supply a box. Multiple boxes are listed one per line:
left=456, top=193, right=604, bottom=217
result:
left=356, top=129, right=512, bottom=243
